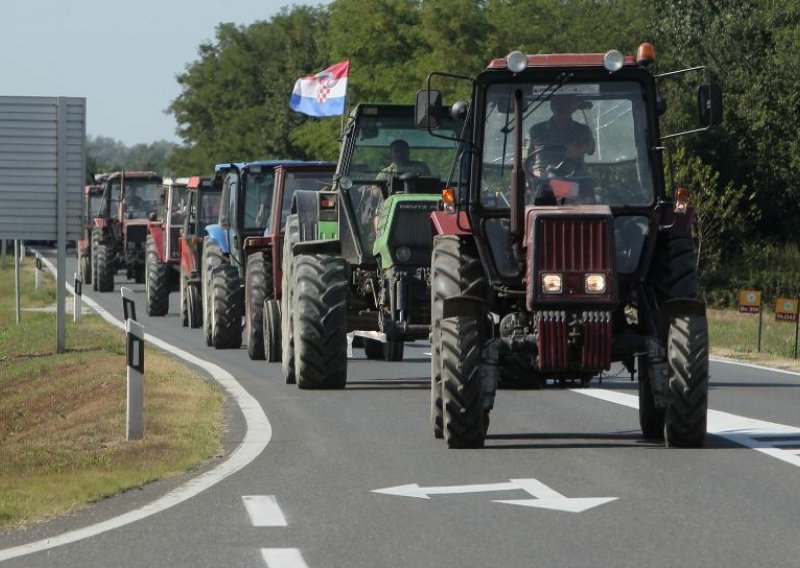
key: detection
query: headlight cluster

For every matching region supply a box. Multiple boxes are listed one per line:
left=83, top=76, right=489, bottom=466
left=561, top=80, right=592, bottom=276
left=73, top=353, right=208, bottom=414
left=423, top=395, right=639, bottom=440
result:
left=541, top=273, right=607, bottom=295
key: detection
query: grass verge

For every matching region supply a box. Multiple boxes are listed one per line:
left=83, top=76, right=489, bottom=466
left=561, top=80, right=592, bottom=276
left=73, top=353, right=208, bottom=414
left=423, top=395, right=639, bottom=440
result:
left=0, top=254, right=225, bottom=532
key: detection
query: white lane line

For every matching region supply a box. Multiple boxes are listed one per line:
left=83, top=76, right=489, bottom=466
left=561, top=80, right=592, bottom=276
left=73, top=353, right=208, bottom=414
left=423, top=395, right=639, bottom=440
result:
left=711, top=356, right=800, bottom=378
left=261, top=548, right=309, bottom=568
left=573, top=388, right=800, bottom=469
left=243, top=496, right=287, bottom=527
left=0, top=256, right=272, bottom=563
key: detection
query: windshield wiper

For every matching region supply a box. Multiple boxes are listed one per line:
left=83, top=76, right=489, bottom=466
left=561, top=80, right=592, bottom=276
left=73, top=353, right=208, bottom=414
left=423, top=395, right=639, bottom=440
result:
left=500, top=72, right=572, bottom=135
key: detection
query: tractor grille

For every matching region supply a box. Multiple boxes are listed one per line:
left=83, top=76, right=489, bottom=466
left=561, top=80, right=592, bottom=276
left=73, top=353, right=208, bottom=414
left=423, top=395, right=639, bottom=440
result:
left=536, top=311, right=568, bottom=370
left=388, top=206, right=436, bottom=265
left=580, top=310, right=612, bottom=370
left=526, top=208, right=615, bottom=309
left=534, top=309, right=612, bottom=372
left=537, top=217, right=610, bottom=272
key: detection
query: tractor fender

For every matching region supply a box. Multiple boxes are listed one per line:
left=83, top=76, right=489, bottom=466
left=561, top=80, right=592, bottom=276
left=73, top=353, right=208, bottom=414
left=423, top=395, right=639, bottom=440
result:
left=292, top=239, right=341, bottom=256
left=431, top=211, right=472, bottom=236
left=661, top=298, right=706, bottom=318
left=204, top=223, right=230, bottom=255
left=147, top=222, right=166, bottom=260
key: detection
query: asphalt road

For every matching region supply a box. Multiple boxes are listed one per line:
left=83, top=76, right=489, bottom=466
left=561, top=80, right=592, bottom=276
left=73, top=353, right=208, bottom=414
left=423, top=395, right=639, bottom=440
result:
left=2, top=254, right=800, bottom=567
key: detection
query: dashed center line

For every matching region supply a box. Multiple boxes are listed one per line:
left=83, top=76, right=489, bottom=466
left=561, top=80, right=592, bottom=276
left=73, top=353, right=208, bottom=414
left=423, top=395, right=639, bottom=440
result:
left=243, top=495, right=287, bottom=527
left=261, top=548, right=309, bottom=568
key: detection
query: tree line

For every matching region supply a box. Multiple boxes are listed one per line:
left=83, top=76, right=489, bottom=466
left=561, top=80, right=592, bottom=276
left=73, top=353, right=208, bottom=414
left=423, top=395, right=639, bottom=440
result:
left=90, top=0, right=800, bottom=303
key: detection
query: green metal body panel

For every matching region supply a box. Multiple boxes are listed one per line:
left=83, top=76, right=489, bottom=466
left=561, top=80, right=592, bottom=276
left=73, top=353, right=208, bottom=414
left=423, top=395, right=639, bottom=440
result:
left=373, top=193, right=441, bottom=269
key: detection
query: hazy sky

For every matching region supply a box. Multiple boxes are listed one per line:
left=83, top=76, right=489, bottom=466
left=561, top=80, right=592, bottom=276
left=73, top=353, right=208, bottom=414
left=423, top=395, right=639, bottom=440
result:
left=2, top=0, right=326, bottom=146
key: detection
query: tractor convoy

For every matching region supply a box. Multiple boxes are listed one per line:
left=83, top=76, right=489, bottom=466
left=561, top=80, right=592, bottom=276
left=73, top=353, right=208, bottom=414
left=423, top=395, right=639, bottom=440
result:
left=79, top=43, right=720, bottom=451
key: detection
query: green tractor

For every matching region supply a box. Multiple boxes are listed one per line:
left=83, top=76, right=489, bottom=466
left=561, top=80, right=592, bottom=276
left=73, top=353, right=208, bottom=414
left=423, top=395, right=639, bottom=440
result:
left=281, top=103, right=462, bottom=388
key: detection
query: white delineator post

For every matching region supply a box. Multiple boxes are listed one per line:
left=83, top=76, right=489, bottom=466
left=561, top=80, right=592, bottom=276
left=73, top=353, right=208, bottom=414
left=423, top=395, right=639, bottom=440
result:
left=73, top=272, right=82, bottom=323
left=120, top=286, right=137, bottom=322
left=35, top=255, right=42, bottom=289
left=126, top=318, right=145, bottom=440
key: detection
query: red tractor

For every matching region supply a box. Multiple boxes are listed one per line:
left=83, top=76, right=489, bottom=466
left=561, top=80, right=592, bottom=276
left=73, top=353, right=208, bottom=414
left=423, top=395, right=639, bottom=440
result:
left=77, top=178, right=105, bottom=285
left=92, top=171, right=163, bottom=292
left=417, top=44, right=722, bottom=448
left=242, top=163, right=335, bottom=361
left=144, top=177, right=190, bottom=316
left=178, top=175, right=221, bottom=328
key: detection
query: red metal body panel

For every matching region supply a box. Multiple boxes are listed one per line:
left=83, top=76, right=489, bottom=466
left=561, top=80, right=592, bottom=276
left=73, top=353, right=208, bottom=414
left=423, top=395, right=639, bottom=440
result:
left=487, top=53, right=637, bottom=69
left=431, top=211, right=471, bottom=236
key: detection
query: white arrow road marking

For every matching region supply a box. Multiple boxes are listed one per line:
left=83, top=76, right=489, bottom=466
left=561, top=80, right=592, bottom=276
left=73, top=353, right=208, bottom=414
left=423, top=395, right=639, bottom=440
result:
left=373, top=478, right=617, bottom=513
left=573, top=388, right=800, bottom=469
left=243, top=496, right=287, bottom=527
left=493, top=479, right=618, bottom=513
left=261, top=548, right=308, bottom=568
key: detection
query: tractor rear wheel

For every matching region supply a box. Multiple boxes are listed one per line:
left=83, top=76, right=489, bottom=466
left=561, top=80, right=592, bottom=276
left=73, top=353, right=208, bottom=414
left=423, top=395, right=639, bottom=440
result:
left=145, top=236, right=169, bottom=316
left=180, top=272, right=188, bottom=327
left=211, top=264, right=242, bottom=349
left=281, top=215, right=300, bottom=384
left=262, top=298, right=281, bottom=363
left=384, top=340, right=404, bottom=362
left=293, top=253, right=348, bottom=389
left=441, top=316, right=486, bottom=449
left=245, top=253, right=271, bottom=360
left=96, top=243, right=114, bottom=292
left=664, top=314, right=709, bottom=447
left=430, top=235, right=486, bottom=439
left=363, top=338, right=384, bottom=360
left=91, top=231, right=99, bottom=291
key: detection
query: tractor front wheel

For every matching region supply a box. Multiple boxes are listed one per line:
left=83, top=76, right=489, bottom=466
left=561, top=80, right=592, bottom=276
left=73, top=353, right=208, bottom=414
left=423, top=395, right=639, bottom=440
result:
left=664, top=314, right=709, bottom=447
left=293, top=253, right=348, bottom=389
left=95, top=243, right=115, bottom=292
left=145, top=236, right=169, bottom=316
left=245, top=253, right=271, bottom=360
left=262, top=298, right=282, bottom=363
left=441, top=316, right=487, bottom=449
left=186, top=282, right=202, bottom=329
left=211, top=264, right=242, bottom=349
left=281, top=215, right=300, bottom=384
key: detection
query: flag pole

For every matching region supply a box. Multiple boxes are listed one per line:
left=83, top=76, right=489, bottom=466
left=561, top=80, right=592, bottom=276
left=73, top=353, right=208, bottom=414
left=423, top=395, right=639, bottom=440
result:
left=340, top=58, right=351, bottom=137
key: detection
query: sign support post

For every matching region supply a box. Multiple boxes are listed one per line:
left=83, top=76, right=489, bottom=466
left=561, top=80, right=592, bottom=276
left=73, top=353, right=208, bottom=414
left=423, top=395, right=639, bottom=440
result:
left=14, top=240, right=20, bottom=324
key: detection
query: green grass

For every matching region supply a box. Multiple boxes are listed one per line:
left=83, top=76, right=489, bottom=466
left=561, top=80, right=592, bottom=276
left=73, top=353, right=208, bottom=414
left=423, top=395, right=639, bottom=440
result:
left=708, top=308, right=800, bottom=372
left=0, top=254, right=225, bottom=531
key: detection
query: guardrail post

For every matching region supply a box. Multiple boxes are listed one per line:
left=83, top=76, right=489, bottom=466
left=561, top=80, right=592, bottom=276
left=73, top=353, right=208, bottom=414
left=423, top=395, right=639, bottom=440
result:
left=35, top=255, right=43, bottom=289
left=126, top=318, right=145, bottom=440
left=14, top=240, right=21, bottom=324
left=120, top=286, right=137, bottom=322
left=73, top=272, right=82, bottom=323
left=1, top=239, right=6, bottom=269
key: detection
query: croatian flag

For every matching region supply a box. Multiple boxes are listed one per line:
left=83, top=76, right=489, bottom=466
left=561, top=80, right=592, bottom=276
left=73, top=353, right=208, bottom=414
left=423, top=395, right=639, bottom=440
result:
left=289, top=60, right=350, bottom=117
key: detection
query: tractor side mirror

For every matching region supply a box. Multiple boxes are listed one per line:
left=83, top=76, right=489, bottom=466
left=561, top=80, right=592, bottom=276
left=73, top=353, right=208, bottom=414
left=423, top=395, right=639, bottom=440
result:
left=697, top=83, right=723, bottom=127
left=416, top=89, right=443, bottom=130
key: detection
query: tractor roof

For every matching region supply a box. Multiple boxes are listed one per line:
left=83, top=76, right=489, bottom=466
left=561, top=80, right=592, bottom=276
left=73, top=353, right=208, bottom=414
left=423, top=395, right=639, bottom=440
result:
left=106, top=171, right=162, bottom=181
left=213, top=160, right=332, bottom=175
left=187, top=175, right=214, bottom=190
left=486, top=53, right=637, bottom=70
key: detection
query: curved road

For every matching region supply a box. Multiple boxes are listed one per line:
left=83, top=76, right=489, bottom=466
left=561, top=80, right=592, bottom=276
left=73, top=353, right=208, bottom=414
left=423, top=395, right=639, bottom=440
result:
left=2, top=255, right=800, bottom=567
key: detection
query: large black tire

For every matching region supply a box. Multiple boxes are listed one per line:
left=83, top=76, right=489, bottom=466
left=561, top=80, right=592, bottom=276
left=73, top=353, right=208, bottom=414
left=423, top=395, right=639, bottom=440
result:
left=95, top=243, right=115, bottom=292
left=281, top=215, right=300, bottom=384
left=186, top=282, right=202, bottom=329
left=180, top=272, right=188, bottom=327
left=79, top=251, right=91, bottom=286
left=648, top=234, right=698, bottom=302
left=638, top=355, right=665, bottom=439
left=134, top=264, right=145, bottom=284
left=91, top=230, right=99, bottom=291
left=262, top=298, right=282, bottom=362
left=430, top=235, right=486, bottom=439
left=441, top=316, right=486, bottom=449
left=202, top=239, right=224, bottom=346
left=211, top=264, right=242, bottom=349
left=664, top=315, right=709, bottom=447
left=363, top=338, right=385, bottom=360
left=245, top=253, right=271, bottom=360
left=293, top=253, right=348, bottom=389
left=145, top=236, right=169, bottom=316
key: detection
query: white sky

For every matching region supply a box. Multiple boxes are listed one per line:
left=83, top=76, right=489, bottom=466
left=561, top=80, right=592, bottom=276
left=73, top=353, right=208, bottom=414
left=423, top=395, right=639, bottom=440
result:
left=1, top=0, right=326, bottom=146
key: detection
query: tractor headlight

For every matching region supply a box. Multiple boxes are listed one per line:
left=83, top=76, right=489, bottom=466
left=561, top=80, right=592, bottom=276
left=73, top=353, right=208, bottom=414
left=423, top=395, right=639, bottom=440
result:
left=395, top=246, right=412, bottom=263
left=542, top=273, right=563, bottom=294
left=603, top=50, right=624, bottom=73
left=506, top=51, right=528, bottom=74
left=585, top=273, right=607, bottom=294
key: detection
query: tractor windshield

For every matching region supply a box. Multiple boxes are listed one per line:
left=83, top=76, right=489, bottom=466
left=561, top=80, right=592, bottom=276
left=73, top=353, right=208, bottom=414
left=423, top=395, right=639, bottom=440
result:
left=480, top=81, right=655, bottom=209
left=198, top=190, right=221, bottom=233
left=242, top=171, right=275, bottom=231
left=347, top=112, right=461, bottom=182
left=345, top=108, right=461, bottom=257
left=123, top=181, right=161, bottom=219
left=267, top=171, right=334, bottom=235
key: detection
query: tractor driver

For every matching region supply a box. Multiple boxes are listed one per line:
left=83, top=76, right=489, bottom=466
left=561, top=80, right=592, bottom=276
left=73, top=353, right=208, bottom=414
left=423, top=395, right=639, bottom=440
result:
left=528, top=95, right=595, bottom=177
left=377, top=139, right=430, bottom=183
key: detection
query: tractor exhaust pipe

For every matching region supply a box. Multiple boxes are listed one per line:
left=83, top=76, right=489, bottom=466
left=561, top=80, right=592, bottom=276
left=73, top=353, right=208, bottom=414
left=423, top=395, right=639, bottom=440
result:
left=509, top=88, right=525, bottom=261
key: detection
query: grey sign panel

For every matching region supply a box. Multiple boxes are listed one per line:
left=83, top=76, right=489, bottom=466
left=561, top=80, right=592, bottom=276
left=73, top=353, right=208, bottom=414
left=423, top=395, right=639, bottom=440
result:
left=0, top=96, right=86, bottom=240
